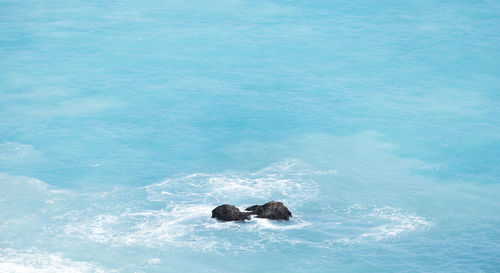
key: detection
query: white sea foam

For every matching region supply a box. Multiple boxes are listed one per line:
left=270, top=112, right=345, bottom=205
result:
left=3, top=161, right=431, bottom=256
left=145, top=159, right=320, bottom=207
left=251, top=217, right=311, bottom=231
left=56, top=161, right=352, bottom=252
left=0, top=248, right=114, bottom=273
left=1, top=162, right=432, bottom=256
left=332, top=205, right=433, bottom=245
left=63, top=214, right=120, bottom=244
left=61, top=201, right=312, bottom=252
left=122, top=205, right=213, bottom=247
left=358, top=206, right=432, bottom=241
left=63, top=204, right=214, bottom=247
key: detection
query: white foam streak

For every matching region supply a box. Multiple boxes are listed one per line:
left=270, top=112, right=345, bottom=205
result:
left=63, top=205, right=214, bottom=247
left=251, top=218, right=311, bottom=231
left=359, top=207, right=432, bottom=241
left=333, top=206, right=432, bottom=245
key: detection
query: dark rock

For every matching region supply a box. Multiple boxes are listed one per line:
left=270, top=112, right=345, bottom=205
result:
left=212, top=204, right=251, bottom=221
left=245, top=201, right=292, bottom=220
left=245, top=205, right=260, bottom=213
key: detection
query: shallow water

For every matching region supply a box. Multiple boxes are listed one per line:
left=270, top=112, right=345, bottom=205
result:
left=1, top=0, right=500, bottom=272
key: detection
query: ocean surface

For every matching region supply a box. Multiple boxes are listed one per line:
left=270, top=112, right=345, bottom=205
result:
left=1, top=0, right=500, bottom=272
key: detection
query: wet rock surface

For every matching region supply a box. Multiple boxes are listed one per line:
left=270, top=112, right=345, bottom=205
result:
left=211, top=204, right=251, bottom=221
left=245, top=201, right=292, bottom=220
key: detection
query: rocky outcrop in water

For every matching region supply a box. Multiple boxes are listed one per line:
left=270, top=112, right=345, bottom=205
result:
left=211, top=201, right=292, bottom=221
left=245, top=201, right=292, bottom=220
left=211, top=204, right=251, bottom=221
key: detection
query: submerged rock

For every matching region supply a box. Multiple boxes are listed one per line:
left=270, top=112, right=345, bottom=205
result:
left=211, top=204, right=251, bottom=221
left=245, top=201, right=292, bottom=220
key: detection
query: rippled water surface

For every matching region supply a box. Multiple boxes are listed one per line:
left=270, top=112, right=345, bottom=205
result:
left=1, top=0, right=500, bottom=272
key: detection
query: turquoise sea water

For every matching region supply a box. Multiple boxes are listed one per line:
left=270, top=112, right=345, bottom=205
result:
left=1, top=0, right=500, bottom=272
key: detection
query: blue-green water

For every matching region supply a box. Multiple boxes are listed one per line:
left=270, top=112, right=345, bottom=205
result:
left=1, top=0, right=499, bottom=272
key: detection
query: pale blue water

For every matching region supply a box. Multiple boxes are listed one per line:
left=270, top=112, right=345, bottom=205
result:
left=1, top=0, right=500, bottom=272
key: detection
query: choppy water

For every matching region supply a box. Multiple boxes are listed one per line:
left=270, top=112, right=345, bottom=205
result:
left=1, top=0, right=500, bottom=272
